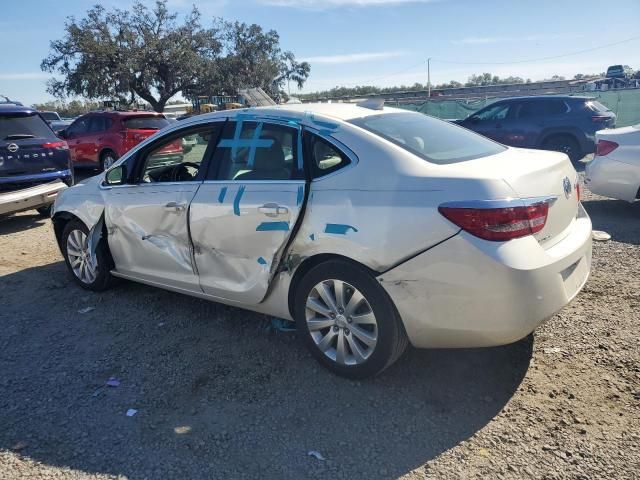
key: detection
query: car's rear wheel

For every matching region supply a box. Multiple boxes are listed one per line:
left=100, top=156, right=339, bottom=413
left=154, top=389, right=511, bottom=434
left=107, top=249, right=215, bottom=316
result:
left=294, top=259, right=408, bottom=379
left=100, top=150, right=118, bottom=171
left=542, top=135, right=582, bottom=163
left=61, top=219, right=114, bottom=291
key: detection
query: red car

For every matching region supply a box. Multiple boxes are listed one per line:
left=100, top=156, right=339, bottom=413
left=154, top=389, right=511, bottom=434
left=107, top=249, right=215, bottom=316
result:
left=59, top=111, right=171, bottom=170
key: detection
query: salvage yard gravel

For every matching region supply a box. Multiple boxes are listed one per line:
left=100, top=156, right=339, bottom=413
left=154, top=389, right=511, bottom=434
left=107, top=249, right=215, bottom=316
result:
left=0, top=188, right=638, bottom=479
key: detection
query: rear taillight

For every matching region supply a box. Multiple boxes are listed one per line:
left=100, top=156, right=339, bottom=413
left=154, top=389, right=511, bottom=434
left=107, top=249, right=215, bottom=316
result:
left=438, top=203, right=550, bottom=242
left=592, top=115, right=611, bottom=123
left=595, top=139, right=619, bottom=156
left=42, top=140, right=68, bottom=150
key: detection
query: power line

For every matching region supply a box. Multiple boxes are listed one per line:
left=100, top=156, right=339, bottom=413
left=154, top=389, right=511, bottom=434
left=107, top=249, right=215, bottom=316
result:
left=432, top=36, right=640, bottom=65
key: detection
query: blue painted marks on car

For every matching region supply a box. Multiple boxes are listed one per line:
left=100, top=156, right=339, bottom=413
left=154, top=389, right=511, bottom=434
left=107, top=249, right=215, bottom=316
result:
left=296, top=185, right=304, bottom=206
left=257, top=256, right=268, bottom=265
left=325, top=223, right=358, bottom=235
left=256, top=221, right=290, bottom=232
left=309, top=233, right=315, bottom=241
left=233, top=185, right=245, bottom=216
left=218, top=186, right=228, bottom=203
left=218, top=119, right=273, bottom=162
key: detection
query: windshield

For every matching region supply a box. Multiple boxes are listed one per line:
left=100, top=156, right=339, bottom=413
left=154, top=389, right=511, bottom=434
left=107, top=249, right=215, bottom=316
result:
left=123, top=116, right=170, bottom=130
left=0, top=113, right=54, bottom=140
left=40, top=112, right=60, bottom=121
left=350, top=112, right=506, bottom=164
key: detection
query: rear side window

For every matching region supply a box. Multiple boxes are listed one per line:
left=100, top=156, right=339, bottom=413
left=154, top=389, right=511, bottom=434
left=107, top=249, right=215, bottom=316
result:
left=304, top=132, right=350, bottom=177
left=211, top=121, right=303, bottom=181
left=543, top=99, right=568, bottom=115
left=123, top=116, right=170, bottom=130
left=0, top=113, right=54, bottom=140
left=351, top=112, right=506, bottom=164
left=88, top=116, right=112, bottom=133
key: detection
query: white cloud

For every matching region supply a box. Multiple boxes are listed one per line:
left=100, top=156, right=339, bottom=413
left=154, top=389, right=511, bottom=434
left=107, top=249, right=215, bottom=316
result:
left=302, top=50, right=409, bottom=64
left=0, top=73, right=50, bottom=81
left=260, top=0, right=438, bottom=9
left=452, top=34, right=582, bottom=45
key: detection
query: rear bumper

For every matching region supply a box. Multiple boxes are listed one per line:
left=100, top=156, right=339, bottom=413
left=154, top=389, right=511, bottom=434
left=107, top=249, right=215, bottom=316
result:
left=585, top=156, right=640, bottom=202
left=0, top=180, right=69, bottom=216
left=379, top=205, right=592, bottom=348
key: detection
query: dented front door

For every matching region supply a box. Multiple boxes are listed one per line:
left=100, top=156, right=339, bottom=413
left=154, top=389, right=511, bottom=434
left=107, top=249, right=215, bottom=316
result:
left=104, top=182, right=201, bottom=290
left=189, top=119, right=306, bottom=304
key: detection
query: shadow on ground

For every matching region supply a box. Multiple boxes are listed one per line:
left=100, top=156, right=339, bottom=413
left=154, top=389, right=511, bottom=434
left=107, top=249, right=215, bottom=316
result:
left=0, top=212, right=47, bottom=235
left=0, top=261, right=533, bottom=479
left=582, top=198, right=640, bottom=245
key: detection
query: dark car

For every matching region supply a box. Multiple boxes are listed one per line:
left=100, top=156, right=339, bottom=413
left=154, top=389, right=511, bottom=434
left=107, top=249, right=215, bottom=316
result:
left=58, top=110, right=171, bottom=170
left=456, top=96, right=616, bottom=162
left=0, top=105, right=73, bottom=217
left=606, top=65, right=633, bottom=80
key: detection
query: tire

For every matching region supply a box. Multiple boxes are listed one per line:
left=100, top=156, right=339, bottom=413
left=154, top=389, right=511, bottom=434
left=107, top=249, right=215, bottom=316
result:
left=294, top=259, right=408, bottom=379
left=541, top=135, right=582, bottom=163
left=61, top=219, right=115, bottom=291
left=100, top=150, right=118, bottom=172
left=36, top=205, right=52, bottom=218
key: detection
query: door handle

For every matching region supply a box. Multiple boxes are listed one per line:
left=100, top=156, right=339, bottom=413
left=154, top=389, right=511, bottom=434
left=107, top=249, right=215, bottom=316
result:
left=258, top=203, right=288, bottom=217
left=165, top=201, right=186, bottom=212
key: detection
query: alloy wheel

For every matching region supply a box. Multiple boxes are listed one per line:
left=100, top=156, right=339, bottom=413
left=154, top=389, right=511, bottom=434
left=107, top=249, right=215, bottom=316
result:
left=305, top=279, right=378, bottom=366
left=66, top=229, right=97, bottom=284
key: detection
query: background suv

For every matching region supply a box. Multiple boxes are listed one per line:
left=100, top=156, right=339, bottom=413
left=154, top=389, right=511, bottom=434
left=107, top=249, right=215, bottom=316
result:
left=456, top=96, right=616, bottom=162
left=59, top=110, right=170, bottom=170
left=0, top=105, right=72, bottom=217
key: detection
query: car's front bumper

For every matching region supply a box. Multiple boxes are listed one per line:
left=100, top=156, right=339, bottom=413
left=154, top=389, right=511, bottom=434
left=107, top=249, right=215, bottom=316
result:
left=0, top=180, right=69, bottom=216
left=379, top=206, right=592, bottom=348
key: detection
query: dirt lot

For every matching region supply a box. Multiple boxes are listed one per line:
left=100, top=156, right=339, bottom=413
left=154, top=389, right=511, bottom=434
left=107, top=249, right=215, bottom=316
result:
left=0, top=186, right=638, bottom=480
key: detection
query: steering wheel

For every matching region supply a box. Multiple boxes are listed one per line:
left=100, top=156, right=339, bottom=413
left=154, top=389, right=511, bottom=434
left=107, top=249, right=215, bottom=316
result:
left=170, top=162, right=200, bottom=182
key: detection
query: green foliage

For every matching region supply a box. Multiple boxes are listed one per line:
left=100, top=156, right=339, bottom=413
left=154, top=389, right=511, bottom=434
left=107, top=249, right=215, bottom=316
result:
left=31, top=99, right=101, bottom=118
left=41, top=0, right=309, bottom=111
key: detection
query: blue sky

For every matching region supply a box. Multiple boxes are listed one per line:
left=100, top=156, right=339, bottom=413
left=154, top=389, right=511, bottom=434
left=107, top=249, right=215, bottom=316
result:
left=1, top=0, right=639, bottom=105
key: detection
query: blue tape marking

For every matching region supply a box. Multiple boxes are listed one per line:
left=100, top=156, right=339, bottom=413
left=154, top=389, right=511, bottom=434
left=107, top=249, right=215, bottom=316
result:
left=233, top=185, right=245, bottom=216
left=297, top=129, right=304, bottom=170
left=218, top=119, right=273, bottom=162
left=257, top=256, right=267, bottom=265
left=325, top=223, right=358, bottom=235
left=256, top=221, right=290, bottom=232
left=296, top=185, right=304, bottom=206
left=218, top=186, right=228, bottom=203
left=309, top=233, right=315, bottom=241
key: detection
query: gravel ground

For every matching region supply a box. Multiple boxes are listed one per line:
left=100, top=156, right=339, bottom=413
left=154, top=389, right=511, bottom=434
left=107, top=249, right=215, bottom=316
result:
left=0, top=186, right=638, bottom=480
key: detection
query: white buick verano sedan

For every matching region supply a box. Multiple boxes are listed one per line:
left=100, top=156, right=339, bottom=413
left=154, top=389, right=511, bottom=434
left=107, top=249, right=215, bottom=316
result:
left=52, top=102, right=592, bottom=378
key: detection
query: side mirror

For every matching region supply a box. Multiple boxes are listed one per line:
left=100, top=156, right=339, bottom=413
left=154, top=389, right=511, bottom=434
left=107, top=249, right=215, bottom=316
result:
left=104, top=164, right=127, bottom=186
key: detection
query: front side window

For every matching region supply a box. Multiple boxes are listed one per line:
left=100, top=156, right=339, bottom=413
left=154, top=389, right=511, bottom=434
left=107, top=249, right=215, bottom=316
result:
left=139, top=127, right=217, bottom=183
left=351, top=112, right=506, bottom=164
left=66, top=117, right=89, bottom=136
left=473, top=103, right=510, bottom=121
left=211, top=121, right=302, bottom=181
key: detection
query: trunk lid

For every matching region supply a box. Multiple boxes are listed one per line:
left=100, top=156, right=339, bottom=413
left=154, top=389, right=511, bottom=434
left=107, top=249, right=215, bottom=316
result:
left=453, top=147, right=580, bottom=247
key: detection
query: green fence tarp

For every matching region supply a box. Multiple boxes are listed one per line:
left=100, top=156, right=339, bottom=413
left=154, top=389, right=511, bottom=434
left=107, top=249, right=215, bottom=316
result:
left=394, top=89, right=640, bottom=127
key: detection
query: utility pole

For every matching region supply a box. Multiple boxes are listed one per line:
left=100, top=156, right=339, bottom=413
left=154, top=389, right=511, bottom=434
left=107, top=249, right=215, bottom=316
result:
left=427, top=57, right=431, bottom=98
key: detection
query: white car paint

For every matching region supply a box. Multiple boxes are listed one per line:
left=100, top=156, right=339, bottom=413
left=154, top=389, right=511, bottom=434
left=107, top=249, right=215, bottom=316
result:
left=52, top=103, right=592, bottom=368
left=585, top=125, right=640, bottom=202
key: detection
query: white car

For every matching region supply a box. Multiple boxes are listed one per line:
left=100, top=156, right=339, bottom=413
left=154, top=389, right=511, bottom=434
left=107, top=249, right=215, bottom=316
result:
left=51, top=102, right=592, bottom=378
left=585, top=125, right=640, bottom=202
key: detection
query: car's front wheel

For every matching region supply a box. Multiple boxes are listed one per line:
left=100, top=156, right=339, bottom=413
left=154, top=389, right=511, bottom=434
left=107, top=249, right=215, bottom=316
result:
left=61, top=219, right=114, bottom=291
left=294, top=259, right=408, bottom=379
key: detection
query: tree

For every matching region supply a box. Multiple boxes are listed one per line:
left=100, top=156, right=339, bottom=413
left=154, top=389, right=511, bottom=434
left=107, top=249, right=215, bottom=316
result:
left=41, top=1, right=310, bottom=112
left=32, top=99, right=101, bottom=118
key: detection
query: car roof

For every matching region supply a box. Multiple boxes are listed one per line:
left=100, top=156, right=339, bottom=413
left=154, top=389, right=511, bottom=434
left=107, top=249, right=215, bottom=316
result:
left=194, top=102, right=407, bottom=125
left=0, top=104, right=38, bottom=115
left=84, top=110, right=165, bottom=117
